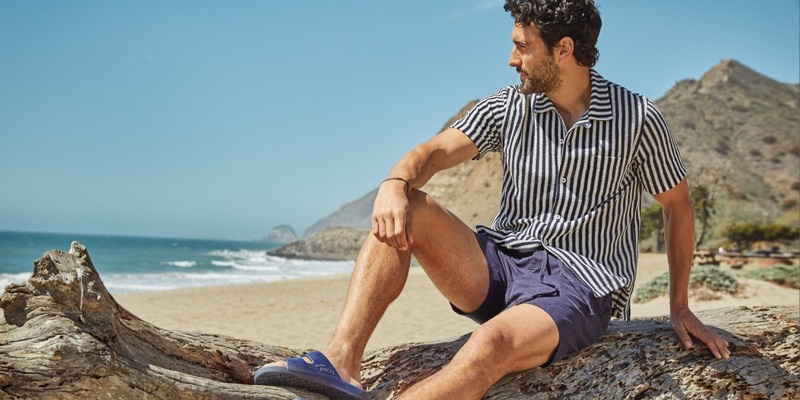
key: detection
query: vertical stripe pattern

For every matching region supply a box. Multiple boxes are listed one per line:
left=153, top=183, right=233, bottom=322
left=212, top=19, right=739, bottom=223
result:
left=451, top=70, right=686, bottom=320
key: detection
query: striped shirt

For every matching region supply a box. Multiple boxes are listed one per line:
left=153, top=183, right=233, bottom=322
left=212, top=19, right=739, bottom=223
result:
left=451, top=70, right=686, bottom=320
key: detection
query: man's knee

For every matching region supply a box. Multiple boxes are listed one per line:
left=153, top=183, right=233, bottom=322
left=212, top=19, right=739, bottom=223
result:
left=470, top=324, right=514, bottom=353
left=447, top=322, right=552, bottom=386
left=457, top=324, right=518, bottom=375
left=461, top=307, right=560, bottom=373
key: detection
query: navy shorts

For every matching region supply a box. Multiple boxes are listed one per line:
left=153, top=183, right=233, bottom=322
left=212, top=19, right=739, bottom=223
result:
left=452, top=232, right=613, bottom=365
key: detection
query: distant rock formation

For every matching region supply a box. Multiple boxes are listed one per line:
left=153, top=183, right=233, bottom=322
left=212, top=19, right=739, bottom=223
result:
left=1, top=243, right=797, bottom=399
left=259, top=224, right=298, bottom=244
left=303, top=190, right=376, bottom=238
left=268, top=227, right=369, bottom=261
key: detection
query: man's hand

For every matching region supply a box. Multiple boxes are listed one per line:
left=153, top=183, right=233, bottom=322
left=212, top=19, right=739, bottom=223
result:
left=670, top=305, right=731, bottom=359
left=371, top=180, right=413, bottom=251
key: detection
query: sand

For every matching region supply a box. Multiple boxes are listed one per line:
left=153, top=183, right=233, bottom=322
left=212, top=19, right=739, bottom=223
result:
left=114, top=253, right=799, bottom=351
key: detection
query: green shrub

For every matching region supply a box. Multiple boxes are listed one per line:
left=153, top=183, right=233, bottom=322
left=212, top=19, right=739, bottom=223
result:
left=634, top=272, right=670, bottom=303
left=634, top=265, right=739, bottom=303
left=741, top=264, right=800, bottom=289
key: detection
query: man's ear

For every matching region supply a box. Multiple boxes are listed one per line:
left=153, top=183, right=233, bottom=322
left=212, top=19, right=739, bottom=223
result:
left=556, top=37, right=574, bottom=62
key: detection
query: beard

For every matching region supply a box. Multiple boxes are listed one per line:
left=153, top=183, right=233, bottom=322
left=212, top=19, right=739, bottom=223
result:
left=518, top=54, right=562, bottom=95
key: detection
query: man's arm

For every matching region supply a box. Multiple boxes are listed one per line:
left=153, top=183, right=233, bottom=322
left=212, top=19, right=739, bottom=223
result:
left=372, top=128, right=479, bottom=250
left=653, top=178, right=731, bottom=359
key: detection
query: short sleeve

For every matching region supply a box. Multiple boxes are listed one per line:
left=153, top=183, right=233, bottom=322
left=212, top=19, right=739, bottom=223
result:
left=450, top=88, right=509, bottom=160
left=636, top=100, right=687, bottom=194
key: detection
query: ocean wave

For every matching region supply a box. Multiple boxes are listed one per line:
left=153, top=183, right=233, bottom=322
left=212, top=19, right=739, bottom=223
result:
left=210, top=260, right=280, bottom=272
left=160, top=260, right=197, bottom=268
left=206, top=248, right=354, bottom=271
left=1, top=251, right=356, bottom=296
left=210, top=260, right=238, bottom=268
left=0, top=272, right=32, bottom=288
left=207, top=249, right=267, bottom=260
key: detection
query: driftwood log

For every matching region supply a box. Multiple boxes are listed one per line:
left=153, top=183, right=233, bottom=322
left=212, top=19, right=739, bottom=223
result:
left=0, top=242, right=797, bottom=399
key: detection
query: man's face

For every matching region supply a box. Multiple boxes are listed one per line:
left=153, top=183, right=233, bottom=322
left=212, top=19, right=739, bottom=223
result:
left=509, top=23, right=561, bottom=95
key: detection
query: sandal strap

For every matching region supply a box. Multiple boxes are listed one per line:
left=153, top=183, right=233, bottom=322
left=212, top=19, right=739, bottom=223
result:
left=285, top=351, right=342, bottom=380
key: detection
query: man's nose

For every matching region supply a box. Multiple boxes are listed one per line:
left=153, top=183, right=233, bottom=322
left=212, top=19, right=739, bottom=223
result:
left=509, top=49, right=520, bottom=67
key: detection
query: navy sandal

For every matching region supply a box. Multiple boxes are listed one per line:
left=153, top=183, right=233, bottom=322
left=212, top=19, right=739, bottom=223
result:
left=254, top=351, right=368, bottom=400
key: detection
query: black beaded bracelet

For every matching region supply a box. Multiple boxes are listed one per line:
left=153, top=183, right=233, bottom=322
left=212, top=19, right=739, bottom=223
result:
left=381, top=177, right=410, bottom=193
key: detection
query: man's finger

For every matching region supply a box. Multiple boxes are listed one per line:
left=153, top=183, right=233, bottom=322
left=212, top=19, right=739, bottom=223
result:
left=377, top=216, right=391, bottom=244
left=371, top=215, right=383, bottom=241
left=392, top=212, right=408, bottom=250
left=672, top=321, right=693, bottom=349
left=693, top=327, right=730, bottom=359
left=383, top=215, right=399, bottom=248
left=405, top=210, right=414, bottom=248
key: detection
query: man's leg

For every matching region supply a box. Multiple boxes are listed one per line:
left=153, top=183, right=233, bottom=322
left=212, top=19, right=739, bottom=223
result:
left=397, top=250, right=612, bottom=399
left=396, top=303, right=559, bottom=400
left=260, top=190, right=491, bottom=388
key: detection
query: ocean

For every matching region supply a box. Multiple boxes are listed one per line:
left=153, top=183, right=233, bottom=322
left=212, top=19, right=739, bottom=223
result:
left=0, top=231, right=355, bottom=295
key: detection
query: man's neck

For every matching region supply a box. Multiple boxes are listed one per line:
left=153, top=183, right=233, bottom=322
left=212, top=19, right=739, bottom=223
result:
left=548, top=67, right=592, bottom=129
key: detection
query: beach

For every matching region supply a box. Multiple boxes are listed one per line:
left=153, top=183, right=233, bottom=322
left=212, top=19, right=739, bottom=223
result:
left=115, top=253, right=799, bottom=351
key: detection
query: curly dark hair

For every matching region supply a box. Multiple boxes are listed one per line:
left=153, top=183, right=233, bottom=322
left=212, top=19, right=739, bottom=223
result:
left=504, top=0, right=601, bottom=67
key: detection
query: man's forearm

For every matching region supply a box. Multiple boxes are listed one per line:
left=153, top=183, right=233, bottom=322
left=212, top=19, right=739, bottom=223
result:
left=663, top=201, right=696, bottom=311
left=385, top=146, right=435, bottom=193
left=385, top=128, right=479, bottom=192
left=654, top=180, right=731, bottom=358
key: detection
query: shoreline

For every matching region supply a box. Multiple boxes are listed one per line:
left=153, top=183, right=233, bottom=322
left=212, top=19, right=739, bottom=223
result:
left=114, top=253, right=799, bottom=351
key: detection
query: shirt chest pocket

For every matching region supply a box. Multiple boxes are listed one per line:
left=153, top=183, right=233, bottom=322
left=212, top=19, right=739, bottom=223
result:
left=562, top=130, right=634, bottom=206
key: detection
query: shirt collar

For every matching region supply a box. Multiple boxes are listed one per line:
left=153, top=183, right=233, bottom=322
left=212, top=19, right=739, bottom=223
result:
left=530, top=69, right=614, bottom=121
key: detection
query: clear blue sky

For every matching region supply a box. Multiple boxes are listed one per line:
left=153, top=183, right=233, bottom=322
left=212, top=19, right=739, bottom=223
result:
left=1, top=1, right=798, bottom=240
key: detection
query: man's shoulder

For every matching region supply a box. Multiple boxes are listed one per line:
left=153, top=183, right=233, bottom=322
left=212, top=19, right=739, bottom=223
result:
left=488, top=85, right=521, bottom=100
left=473, top=85, right=525, bottom=111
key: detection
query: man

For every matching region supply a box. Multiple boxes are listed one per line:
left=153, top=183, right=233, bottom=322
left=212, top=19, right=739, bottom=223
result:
left=254, top=1, right=730, bottom=399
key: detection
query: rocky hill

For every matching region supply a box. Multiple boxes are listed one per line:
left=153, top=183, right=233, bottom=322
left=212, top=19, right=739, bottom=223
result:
left=277, top=60, right=799, bottom=259
left=658, top=60, right=799, bottom=231
left=303, top=189, right=377, bottom=237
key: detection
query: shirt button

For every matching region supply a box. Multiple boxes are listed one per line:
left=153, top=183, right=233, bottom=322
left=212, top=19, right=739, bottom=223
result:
left=559, top=139, right=565, bottom=145
left=542, top=240, right=549, bottom=245
left=561, top=178, right=567, bottom=183
left=554, top=215, right=561, bottom=220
